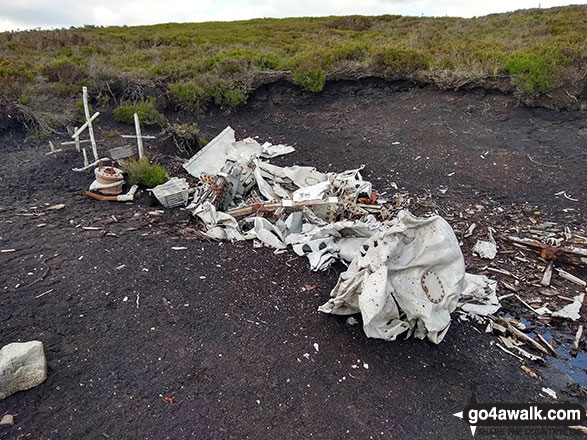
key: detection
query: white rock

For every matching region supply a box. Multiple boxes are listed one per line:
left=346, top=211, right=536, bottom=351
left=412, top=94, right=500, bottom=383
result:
left=346, top=317, right=359, bottom=326
left=472, top=240, right=497, bottom=259
left=0, top=414, right=14, bottom=425
left=0, top=341, right=47, bottom=401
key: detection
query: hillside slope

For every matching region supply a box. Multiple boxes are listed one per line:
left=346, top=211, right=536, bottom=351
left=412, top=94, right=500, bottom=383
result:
left=0, top=5, right=585, bottom=135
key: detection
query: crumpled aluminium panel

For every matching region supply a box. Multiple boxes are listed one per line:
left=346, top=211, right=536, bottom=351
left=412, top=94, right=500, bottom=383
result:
left=318, top=210, right=491, bottom=344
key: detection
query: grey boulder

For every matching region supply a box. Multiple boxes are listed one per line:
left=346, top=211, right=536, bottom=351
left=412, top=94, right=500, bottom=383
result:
left=0, top=341, right=47, bottom=401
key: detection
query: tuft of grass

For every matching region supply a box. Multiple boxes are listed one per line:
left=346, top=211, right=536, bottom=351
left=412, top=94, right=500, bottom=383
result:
left=113, top=98, right=167, bottom=126
left=121, top=156, right=168, bottom=188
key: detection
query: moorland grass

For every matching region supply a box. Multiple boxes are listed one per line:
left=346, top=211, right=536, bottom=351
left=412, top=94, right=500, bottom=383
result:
left=0, top=6, right=585, bottom=134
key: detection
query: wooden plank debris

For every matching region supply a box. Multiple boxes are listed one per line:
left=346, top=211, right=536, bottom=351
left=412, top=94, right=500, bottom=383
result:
left=572, top=325, right=583, bottom=355
left=540, top=261, right=554, bottom=287
left=535, top=334, right=558, bottom=357
left=555, top=268, right=586, bottom=287
left=498, top=317, right=550, bottom=356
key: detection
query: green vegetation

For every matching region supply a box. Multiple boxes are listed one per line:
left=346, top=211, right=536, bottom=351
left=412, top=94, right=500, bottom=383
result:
left=121, top=156, right=168, bottom=188
left=113, top=98, right=166, bottom=126
left=294, top=68, right=326, bottom=92
left=504, top=47, right=572, bottom=94
left=164, top=122, right=207, bottom=155
left=0, top=6, right=585, bottom=133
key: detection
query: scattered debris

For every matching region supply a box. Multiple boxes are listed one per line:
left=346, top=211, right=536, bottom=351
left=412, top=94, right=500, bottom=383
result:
left=346, top=317, right=359, bottom=326
left=535, top=334, right=557, bottom=357
left=541, top=387, right=557, bottom=399
left=46, top=203, right=65, bottom=211
left=0, top=341, right=47, bottom=401
left=35, top=289, right=54, bottom=299
left=180, top=127, right=501, bottom=344
left=521, top=365, right=538, bottom=379
left=464, top=223, right=477, bottom=238
left=150, top=178, right=190, bottom=208
left=496, top=317, right=550, bottom=357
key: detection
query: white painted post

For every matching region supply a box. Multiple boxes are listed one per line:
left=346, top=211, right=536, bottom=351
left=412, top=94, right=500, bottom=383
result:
left=82, top=147, right=89, bottom=167
left=74, top=127, right=80, bottom=152
left=133, top=112, right=144, bottom=159
left=82, top=86, right=98, bottom=161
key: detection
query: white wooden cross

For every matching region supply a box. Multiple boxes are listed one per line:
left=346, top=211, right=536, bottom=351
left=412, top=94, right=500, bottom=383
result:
left=69, top=86, right=99, bottom=161
left=45, top=141, right=62, bottom=157
left=120, top=113, right=155, bottom=159
left=61, top=125, right=92, bottom=152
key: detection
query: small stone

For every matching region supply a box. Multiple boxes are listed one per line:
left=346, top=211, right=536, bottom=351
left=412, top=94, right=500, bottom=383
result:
left=346, top=317, right=359, bottom=326
left=0, top=414, right=14, bottom=425
left=0, top=341, right=47, bottom=401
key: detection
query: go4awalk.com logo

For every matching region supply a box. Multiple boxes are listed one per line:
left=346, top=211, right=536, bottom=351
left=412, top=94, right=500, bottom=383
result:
left=453, top=387, right=586, bottom=436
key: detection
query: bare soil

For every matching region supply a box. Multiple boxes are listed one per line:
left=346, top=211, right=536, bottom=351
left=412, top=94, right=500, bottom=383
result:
left=1, top=80, right=586, bottom=439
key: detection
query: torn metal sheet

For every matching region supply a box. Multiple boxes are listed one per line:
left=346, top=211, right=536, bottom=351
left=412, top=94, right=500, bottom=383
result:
left=260, top=142, right=295, bottom=158
left=473, top=240, right=498, bottom=259
left=552, top=292, right=585, bottom=320
left=458, top=275, right=500, bottom=316
left=253, top=217, right=286, bottom=249
left=318, top=211, right=493, bottom=344
left=184, top=127, right=296, bottom=179
left=193, top=202, right=244, bottom=241
left=184, top=126, right=236, bottom=178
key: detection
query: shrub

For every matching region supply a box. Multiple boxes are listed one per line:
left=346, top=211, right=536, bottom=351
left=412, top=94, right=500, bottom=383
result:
left=293, top=67, right=326, bottom=92
left=121, top=156, right=168, bottom=188
left=43, top=55, right=87, bottom=84
left=164, top=122, right=205, bottom=155
left=113, top=98, right=166, bottom=126
left=211, top=81, right=248, bottom=109
left=168, top=81, right=206, bottom=111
